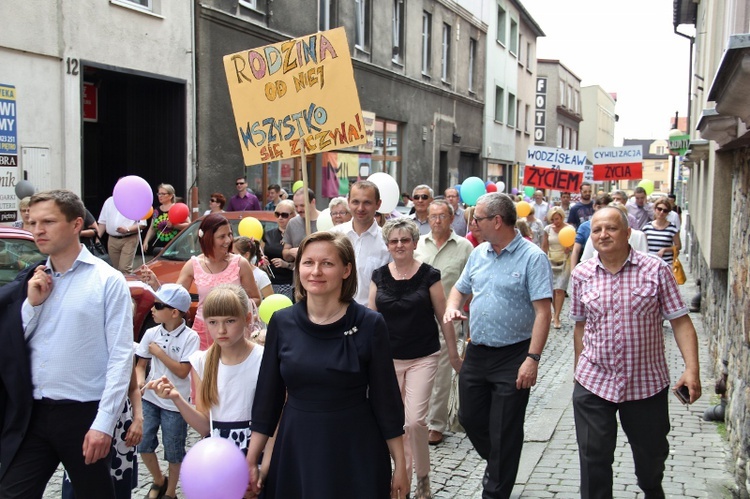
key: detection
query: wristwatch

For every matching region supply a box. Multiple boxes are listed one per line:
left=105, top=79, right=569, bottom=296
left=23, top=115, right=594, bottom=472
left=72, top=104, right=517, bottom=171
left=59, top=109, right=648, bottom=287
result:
left=527, top=353, right=541, bottom=362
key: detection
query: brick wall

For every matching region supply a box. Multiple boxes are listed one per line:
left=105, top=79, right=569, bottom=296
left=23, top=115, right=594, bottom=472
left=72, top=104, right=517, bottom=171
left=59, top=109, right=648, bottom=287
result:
left=691, top=146, right=750, bottom=497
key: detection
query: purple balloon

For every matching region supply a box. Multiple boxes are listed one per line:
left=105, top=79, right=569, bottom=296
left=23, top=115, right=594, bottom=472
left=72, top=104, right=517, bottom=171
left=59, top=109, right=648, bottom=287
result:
left=181, top=437, right=249, bottom=499
left=524, top=196, right=531, bottom=202
left=113, top=176, right=153, bottom=221
left=511, top=187, right=519, bottom=195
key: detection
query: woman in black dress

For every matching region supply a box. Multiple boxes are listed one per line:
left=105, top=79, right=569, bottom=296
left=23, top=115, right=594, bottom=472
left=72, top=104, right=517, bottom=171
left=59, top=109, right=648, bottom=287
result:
left=262, top=199, right=296, bottom=300
left=368, top=218, right=462, bottom=499
left=247, top=231, right=408, bottom=498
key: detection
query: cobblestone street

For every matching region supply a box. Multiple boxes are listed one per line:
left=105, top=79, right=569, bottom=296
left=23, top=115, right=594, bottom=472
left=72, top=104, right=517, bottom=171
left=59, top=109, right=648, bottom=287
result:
left=42, top=272, right=736, bottom=498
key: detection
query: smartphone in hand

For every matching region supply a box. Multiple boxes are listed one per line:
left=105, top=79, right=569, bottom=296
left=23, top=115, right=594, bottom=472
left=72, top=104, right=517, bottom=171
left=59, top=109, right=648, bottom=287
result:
left=673, top=385, right=691, bottom=405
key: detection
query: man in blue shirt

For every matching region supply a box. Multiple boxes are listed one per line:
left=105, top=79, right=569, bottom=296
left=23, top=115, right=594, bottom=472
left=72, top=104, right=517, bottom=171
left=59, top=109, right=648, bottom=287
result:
left=445, top=192, right=553, bottom=499
left=567, top=182, right=594, bottom=229
left=0, top=190, right=133, bottom=499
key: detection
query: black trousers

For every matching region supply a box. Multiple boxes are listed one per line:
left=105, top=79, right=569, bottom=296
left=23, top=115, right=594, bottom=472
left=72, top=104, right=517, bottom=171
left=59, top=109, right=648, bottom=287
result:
left=572, top=383, right=670, bottom=499
left=458, top=340, right=530, bottom=499
left=0, top=400, right=115, bottom=499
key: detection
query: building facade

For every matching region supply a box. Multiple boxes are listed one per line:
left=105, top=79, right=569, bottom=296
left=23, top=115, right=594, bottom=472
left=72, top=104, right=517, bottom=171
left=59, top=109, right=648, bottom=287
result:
left=195, top=0, right=486, bottom=210
left=578, top=85, right=616, bottom=160
left=674, top=0, right=750, bottom=495
left=0, top=0, right=194, bottom=217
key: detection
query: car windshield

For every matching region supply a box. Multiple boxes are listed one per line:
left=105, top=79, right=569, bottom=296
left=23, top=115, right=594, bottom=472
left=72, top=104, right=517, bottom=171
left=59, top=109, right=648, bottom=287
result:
left=0, top=238, right=45, bottom=285
left=159, top=218, right=278, bottom=262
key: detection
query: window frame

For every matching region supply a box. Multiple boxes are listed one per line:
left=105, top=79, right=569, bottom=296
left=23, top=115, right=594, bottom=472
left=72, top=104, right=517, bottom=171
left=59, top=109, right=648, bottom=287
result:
left=507, top=93, right=517, bottom=128
left=422, top=11, right=432, bottom=75
left=355, top=0, right=370, bottom=50
left=441, top=23, right=451, bottom=82
left=496, top=5, right=507, bottom=45
left=509, top=18, right=518, bottom=55
left=495, top=86, right=505, bottom=123
left=239, top=0, right=257, bottom=10
left=319, top=0, right=334, bottom=31
left=392, top=0, right=405, bottom=64
left=468, top=38, right=477, bottom=92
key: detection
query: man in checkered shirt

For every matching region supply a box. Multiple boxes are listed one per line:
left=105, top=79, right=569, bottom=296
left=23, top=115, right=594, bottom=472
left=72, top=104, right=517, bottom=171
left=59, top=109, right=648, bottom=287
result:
left=569, top=206, right=702, bottom=499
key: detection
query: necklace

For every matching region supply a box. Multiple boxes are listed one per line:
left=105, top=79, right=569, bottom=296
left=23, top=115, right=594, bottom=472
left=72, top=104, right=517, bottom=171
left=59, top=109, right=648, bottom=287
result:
left=309, top=303, right=347, bottom=325
left=204, top=255, right=229, bottom=274
left=392, top=262, right=413, bottom=280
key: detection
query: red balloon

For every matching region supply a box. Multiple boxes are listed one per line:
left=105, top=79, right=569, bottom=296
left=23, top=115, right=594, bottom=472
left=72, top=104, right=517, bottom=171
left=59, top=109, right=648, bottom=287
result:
left=486, top=182, right=498, bottom=193
left=168, top=202, right=189, bottom=225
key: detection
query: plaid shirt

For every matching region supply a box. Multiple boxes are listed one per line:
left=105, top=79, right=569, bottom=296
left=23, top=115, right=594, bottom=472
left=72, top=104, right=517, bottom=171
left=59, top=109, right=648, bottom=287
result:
left=570, top=248, right=688, bottom=402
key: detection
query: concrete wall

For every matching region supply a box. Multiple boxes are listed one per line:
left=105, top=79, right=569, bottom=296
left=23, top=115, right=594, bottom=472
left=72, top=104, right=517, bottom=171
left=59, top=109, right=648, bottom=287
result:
left=0, top=0, right=194, bottom=195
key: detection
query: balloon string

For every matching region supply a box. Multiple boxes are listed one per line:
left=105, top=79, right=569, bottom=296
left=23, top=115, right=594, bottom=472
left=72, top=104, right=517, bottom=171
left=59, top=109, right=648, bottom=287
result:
left=138, top=224, right=147, bottom=267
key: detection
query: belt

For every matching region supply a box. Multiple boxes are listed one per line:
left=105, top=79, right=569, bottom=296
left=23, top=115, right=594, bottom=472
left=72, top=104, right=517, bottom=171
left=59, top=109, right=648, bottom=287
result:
left=109, top=233, right=136, bottom=239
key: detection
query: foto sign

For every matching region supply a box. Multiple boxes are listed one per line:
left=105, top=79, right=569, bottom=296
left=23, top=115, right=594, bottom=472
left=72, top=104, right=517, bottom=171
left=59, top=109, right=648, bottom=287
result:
left=224, top=27, right=367, bottom=166
left=592, top=145, right=643, bottom=181
left=524, top=146, right=586, bottom=192
left=534, top=78, right=547, bottom=143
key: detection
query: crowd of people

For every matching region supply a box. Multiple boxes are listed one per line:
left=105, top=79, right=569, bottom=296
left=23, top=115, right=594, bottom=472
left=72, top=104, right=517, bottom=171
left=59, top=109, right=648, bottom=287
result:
left=0, top=179, right=699, bottom=499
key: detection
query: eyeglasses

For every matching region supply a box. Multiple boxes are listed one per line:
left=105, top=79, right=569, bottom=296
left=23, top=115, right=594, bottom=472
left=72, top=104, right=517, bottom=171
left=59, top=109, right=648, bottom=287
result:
left=210, top=198, right=218, bottom=203
left=472, top=214, right=495, bottom=223
left=157, top=192, right=169, bottom=196
left=331, top=211, right=348, bottom=217
left=428, top=214, right=450, bottom=221
left=274, top=212, right=291, bottom=219
left=153, top=302, right=175, bottom=311
left=413, top=194, right=431, bottom=201
left=236, top=182, right=246, bottom=186
left=388, top=237, right=414, bottom=246
left=655, top=206, right=670, bottom=213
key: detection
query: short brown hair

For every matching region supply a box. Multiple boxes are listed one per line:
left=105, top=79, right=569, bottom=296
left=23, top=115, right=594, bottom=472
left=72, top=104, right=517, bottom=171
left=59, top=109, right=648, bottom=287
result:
left=198, top=214, right=232, bottom=258
left=210, top=192, right=226, bottom=209
left=294, top=232, right=357, bottom=303
left=30, top=190, right=85, bottom=222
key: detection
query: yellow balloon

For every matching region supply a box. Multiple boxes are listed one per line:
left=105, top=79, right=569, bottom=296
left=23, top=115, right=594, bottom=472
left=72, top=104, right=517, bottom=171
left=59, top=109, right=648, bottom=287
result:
left=238, top=217, right=263, bottom=240
left=258, top=294, right=293, bottom=324
left=516, top=201, right=531, bottom=218
left=558, top=225, right=576, bottom=248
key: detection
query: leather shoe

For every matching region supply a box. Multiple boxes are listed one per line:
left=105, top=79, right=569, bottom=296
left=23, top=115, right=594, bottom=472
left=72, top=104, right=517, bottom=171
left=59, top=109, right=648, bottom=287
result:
left=428, top=430, right=443, bottom=445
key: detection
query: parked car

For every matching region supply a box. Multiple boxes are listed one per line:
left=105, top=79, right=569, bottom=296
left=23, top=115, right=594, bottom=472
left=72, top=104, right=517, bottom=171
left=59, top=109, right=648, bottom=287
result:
left=0, top=228, right=45, bottom=286
left=127, top=211, right=278, bottom=341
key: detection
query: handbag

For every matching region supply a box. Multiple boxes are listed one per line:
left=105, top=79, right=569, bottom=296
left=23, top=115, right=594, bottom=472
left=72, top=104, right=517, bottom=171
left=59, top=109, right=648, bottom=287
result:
left=84, top=234, right=112, bottom=266
left=672, top=246, right=686, bottom=285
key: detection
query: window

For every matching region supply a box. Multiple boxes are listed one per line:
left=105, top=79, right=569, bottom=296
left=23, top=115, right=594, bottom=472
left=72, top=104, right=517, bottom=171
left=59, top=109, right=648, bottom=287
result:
left=497, top=5, right=506, bottom=45
left=564, top=127, right=571, bottom=149
left=571, top=129, right=578, bottom=149
left=524, top=104, right=531, bottom=133
left=319, top=0, right=334, bottom=31
left=468, top=38, right=476, bottom=92
left=118, top=0, right=151, bottom=10
left=526, top=41, right=532, bottom=68
left=392, top=0, right=404, bottom=63
left=441, top=24, right=451, bottom=81
left=559, top=80, right=565, bottom=107
left=422, top=12, right=432, bottom=74
left=567, top=85, right=573, bottom=109
left=355, top=0, right=370, bottom=49
left=556, top=125, right=563, bottom=147
left=509, top=19, right=518, bottom=54
left=495, top=86, right=505, bottom=123
left=574, top=90, right=580, bottom=114
left=654, top=161, right=664, bottom=171
left=656, top=145, right=666, bottom=155
left=239, top=0, right=256, bottom=9
left=372, top=119, right=402, bottom=179
left=507, top=93, right=516, bottom=127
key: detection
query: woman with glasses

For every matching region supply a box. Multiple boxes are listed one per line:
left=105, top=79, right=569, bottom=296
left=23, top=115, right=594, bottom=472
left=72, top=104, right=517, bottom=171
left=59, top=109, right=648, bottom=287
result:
left=144, top=183, right=189, bottom=255
left=368, top=218, right=462, bottom=499
left=541, top=206, right=573, bottom=329
left=203, top=192, right=226, bottom=216
left=328, top=196, right=352, bottom=225
left=642, top=197, right=681, bottom=265
left=262, top=199, right=297, bottom=300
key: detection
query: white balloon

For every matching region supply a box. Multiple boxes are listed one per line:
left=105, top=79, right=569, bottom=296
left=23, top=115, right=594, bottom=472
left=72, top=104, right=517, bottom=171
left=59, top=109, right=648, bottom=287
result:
left=367, top=172, right=400, bottom=214
left=317, top=209, right=334, bottom=231
left=496, top=181, right=506, bottom=192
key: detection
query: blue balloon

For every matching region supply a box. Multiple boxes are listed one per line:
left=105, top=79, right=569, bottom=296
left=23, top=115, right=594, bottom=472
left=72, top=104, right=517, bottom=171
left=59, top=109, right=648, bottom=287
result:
left=454, top=184, right=461, bottom=194
left=460, top=177, right=487, bottom=207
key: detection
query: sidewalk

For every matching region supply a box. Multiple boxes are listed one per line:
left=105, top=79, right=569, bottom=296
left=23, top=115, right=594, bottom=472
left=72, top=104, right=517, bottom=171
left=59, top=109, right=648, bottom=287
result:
left=42, top=272, right=736, bottom=498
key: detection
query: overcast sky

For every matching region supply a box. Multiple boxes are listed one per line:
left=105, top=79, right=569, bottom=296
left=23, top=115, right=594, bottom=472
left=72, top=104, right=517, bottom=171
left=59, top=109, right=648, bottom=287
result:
left=523, top=0, right=695, bottom=145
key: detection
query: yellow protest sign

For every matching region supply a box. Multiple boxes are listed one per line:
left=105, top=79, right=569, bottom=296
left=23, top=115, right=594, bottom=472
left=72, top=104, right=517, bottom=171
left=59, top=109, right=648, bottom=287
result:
left=223, top=27, right=367, bottom=166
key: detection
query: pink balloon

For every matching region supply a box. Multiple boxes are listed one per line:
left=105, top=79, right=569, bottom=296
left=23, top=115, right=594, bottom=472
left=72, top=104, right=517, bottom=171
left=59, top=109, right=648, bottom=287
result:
left=181, top=437, right=249, bottom=499
left=486, top=183, right=498, bottom=193
left=113, top=176, right=153, bottom=221
left=168, top=203, right=190, bottom=225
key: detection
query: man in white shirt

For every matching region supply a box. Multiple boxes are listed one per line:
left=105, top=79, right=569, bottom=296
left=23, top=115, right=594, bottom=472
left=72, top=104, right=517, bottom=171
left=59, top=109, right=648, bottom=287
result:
left=98, top=195, right=145, bottom=273
left=331, top=181, right=391, bottom=305
left=1, top=190, right=133, bottom=498
left=533, top=190, right=549, bottom=223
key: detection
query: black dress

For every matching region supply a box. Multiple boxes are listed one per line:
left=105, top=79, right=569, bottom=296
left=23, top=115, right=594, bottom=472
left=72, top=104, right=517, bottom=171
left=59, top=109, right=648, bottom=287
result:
left=251, top=301, right=405, bottom=499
